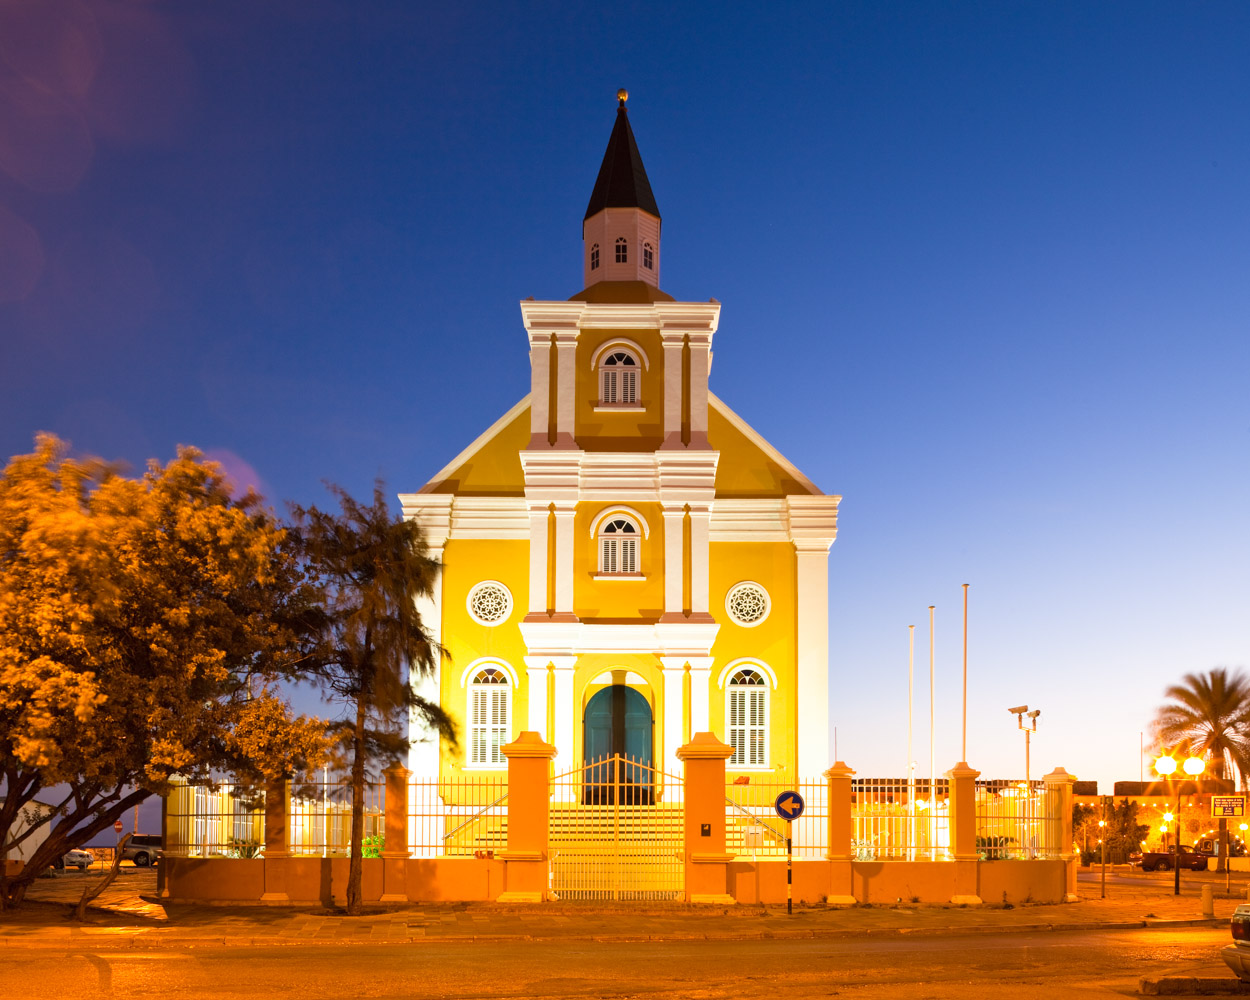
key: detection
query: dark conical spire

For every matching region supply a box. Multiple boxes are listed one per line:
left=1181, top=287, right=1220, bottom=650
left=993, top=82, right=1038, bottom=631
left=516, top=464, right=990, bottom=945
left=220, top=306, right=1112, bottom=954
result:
left=583, top=90, right=660, bottom=222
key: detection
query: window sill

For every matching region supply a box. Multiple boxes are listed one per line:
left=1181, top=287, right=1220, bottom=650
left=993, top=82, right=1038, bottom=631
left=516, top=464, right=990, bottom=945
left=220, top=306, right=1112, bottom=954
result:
left=728, top=764, right=774, bottom=772
left=593, top=572, right=646, bottom=581
left=593, top=403, right=644, bottom=412
left=462, top=764, right=508, bottom=772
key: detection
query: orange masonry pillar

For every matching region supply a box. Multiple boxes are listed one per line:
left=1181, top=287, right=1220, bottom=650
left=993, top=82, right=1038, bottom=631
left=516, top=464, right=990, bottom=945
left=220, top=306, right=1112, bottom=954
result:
left=946, top=761, right=983, bottom=905
left=260, top=778, right=290, bottom=902
left=824, top=761, right=857, bottom=905
left=499, top=731, right=557, bottom=903
left=1045, top=766, right=1079, bottom=902
left=677, top=732, right=735, bottom=905
left=380, top=764, right=410, bottom=902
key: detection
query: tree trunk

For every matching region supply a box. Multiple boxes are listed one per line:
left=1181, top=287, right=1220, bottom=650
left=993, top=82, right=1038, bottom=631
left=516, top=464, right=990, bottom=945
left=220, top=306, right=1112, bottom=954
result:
left=74, top=834, right=131, bottom=922
left=346, top=699, right=367, bottom=916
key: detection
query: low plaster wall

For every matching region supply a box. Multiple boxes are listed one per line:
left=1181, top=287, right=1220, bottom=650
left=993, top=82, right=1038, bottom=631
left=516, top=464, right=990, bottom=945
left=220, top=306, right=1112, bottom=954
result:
left=162, top=856, right=506, bottom=905
left=163, top=855, right=1072, bottom=906
left=727, top=859, right=1071, bottom=906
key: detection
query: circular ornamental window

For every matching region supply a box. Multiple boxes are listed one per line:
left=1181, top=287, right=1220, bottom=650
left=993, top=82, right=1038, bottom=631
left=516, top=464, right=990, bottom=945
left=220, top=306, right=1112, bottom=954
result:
left=467, top=581, right=512, bottom=626
left=725, top=582, right=770, bottom=627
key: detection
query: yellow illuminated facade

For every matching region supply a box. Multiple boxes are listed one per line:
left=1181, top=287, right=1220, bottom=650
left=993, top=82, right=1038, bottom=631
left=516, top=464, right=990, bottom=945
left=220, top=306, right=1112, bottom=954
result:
left=403, top=96, right=840, bottom=787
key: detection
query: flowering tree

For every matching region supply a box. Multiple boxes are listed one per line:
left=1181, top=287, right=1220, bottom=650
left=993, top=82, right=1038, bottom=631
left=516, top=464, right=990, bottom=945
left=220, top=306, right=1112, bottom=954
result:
left=0, top=436, right=328, bottom=908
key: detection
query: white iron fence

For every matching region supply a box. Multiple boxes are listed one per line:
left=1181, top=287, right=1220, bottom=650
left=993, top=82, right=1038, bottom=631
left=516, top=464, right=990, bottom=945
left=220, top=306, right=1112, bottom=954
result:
left=724, top=777, right=828, bottom=859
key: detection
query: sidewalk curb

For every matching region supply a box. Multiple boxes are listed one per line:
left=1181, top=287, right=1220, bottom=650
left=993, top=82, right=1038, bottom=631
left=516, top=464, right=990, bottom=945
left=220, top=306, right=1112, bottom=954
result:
left=0, top=916, right=1227, bottom=950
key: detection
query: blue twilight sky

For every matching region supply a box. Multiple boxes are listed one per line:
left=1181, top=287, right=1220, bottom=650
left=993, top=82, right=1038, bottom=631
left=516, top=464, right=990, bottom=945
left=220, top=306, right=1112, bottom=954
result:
left=2, top=0, right=1248, bottom=803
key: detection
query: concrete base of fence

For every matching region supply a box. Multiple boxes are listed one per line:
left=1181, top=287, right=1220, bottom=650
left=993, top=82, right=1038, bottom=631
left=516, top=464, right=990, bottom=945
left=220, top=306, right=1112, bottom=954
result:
left=162, top=855, right=1072, bottom=907
left=163, top=856, right=506, bottom=906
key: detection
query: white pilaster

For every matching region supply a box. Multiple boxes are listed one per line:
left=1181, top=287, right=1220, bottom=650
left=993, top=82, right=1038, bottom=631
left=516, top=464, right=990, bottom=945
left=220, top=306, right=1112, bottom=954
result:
left=549, top=656, right=578, bottom=795
left=687, top=335, right=711, bottom=448
left=408, top=542, right=444, bottom=781
left=526, top=506, right=549, bottom=616
left=795, top=544, right=831, bottom=778
left=529, top=333, right=551, bottom=448
left=688, top=504, right=711, bottom=617
left=659, top=656, right=687, bottom=797
left=553, top=331, right=578, bottom=448
left=523, top=656, right=550, bottom=741
left=660, top=335, right=684, bottom=448
left=661, top=507, right=685, bottom=618
left=687, top=656, right=714, bottom=736
left=553, top=504, right=577, bottom=615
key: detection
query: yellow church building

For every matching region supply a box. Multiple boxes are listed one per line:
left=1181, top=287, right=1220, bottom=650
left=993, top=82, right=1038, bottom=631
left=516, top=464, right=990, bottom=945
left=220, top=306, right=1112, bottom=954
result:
left=402, top=93, right=840, bottom=794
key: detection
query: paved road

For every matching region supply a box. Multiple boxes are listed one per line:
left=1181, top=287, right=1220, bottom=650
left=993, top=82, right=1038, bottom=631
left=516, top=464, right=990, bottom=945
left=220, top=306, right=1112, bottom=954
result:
left=0, top=926, right=1232, bottom=999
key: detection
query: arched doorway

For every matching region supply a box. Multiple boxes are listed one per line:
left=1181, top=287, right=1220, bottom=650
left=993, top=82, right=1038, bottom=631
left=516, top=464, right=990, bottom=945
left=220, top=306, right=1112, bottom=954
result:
left=582, top=685, right=653, bottom=804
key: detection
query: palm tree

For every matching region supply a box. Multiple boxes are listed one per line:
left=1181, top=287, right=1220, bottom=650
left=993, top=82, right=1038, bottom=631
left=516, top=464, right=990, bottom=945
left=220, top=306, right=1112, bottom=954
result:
left=292, top=484, right=455, bottom=915
left=1152, top=668, right=1250, bottom=786
left=1152, top=668, right=1250, bottom=872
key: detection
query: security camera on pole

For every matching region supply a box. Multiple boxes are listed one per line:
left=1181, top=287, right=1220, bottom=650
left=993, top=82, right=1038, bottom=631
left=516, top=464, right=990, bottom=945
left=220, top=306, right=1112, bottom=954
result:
left=1009, top=706, right=1041, bottom=858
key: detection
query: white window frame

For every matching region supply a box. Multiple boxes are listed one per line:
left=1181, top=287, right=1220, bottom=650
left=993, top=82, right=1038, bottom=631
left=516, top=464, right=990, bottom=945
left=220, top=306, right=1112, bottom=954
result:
left=725, top=670, right=770, bottom=770
left=467, top=667, right=511, bottom=768
left=596, top=515, right=642, bottom=577
left=615, top=237, right=627, bottom=263
left=590, top=243, right=600, bottom=270
left=643, top=242, right=654, bottom=270
left=597, top=349, right=641, bottom=407
left=726, top=668, right=770, bottom=768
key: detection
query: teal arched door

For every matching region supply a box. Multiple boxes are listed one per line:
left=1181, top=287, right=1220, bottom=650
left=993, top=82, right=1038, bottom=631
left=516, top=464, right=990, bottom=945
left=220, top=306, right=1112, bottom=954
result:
left=582, top=685, right=653, bottom=804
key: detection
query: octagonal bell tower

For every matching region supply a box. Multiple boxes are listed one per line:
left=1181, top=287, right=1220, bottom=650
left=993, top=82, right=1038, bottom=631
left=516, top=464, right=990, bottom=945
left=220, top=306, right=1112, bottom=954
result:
left=580, top=89, right=662, bottom=293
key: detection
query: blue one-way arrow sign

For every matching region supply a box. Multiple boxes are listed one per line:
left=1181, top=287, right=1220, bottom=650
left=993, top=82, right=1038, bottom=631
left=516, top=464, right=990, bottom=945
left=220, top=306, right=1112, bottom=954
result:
left=774, top=790, right=805, bottom=821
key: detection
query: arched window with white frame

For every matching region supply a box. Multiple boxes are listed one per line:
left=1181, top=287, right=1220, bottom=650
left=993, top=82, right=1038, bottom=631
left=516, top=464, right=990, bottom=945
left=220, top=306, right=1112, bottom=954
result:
left=615, top=237, right=628, bottom=263
left=727, top=668, right=768, bottom=767
left=643, top=242, right=654, bottom=270
left=599, top=350, right=639, bottom=405
left=598, top=516, right=640, bottom=575
left=590, top=243, right=600, bottom=270
left=468, top=667, right=511, bottom=766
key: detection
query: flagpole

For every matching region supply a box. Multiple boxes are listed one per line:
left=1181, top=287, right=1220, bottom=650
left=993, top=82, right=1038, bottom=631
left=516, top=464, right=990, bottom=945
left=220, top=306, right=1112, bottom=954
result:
left=962, top=583, right=969, bottom=763
left=929, top=604, right=936, bottom=861
left=908, top=623, right=915, bottom=861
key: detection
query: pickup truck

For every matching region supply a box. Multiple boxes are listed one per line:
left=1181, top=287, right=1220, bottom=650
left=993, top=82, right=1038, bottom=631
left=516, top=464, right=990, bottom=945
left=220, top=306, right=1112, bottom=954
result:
left=1131, top=845, right=1210, bottom=872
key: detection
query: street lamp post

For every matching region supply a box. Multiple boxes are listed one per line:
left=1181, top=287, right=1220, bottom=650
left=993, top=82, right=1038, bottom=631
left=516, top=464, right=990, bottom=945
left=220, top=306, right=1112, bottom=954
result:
left=1154, top=753, right=1206, bottom=897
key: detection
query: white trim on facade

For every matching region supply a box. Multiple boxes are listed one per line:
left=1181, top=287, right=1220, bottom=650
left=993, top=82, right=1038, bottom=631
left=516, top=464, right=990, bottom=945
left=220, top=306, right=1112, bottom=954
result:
left=588, top=504, right=651, bottom=539
left=458, top=657, right=520, bottom=689
left=716, top=657, right=779, bottom=690
left=589, top=337, right=651, bottom=371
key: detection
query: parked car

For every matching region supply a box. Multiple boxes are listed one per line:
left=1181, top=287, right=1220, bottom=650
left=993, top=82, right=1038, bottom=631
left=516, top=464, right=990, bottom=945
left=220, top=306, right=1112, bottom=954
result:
left=1221, top=904, right=1250, bottom=981
left=1134, top=845, right=1210, bottom=872
left=53, top=849, right=93, bottom=871
left=120, top=834, right=162, bottom=867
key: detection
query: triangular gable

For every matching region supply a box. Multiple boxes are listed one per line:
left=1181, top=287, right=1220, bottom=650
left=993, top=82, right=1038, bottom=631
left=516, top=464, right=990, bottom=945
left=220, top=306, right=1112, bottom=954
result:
left=420, top=395, right=531, bottom=496
left=708, top=392, right=822, bottom=498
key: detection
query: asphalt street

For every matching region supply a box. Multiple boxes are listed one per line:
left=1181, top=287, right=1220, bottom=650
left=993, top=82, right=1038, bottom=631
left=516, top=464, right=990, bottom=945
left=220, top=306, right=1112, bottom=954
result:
left=0, top=926, right=1233, bottom=1000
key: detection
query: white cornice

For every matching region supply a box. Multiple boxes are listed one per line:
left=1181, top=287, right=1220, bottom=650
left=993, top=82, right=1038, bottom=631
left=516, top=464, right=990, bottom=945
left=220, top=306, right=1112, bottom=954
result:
left=709, top=500, right=789, bottom=542
left=519, top=619, right=721, bottom=658
left=785, top=495, right=840, bottom=550
left=519, top=299, right=721, bottom=337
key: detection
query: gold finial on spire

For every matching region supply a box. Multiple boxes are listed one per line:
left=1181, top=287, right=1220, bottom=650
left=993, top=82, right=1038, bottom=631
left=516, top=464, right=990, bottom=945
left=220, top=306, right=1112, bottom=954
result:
left=617, top=88, right=628, bottom=107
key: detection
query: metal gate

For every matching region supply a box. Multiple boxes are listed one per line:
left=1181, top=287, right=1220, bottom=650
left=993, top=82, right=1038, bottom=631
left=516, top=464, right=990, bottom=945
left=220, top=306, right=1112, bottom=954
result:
left=549, top=754, right=684, bottom=901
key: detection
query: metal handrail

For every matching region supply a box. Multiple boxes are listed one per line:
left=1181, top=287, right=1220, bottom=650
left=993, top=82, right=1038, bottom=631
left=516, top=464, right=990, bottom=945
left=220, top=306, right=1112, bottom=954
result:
left=724, top=796, right=786, bottom=841
left=442, top=791, right=509, bottom=842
